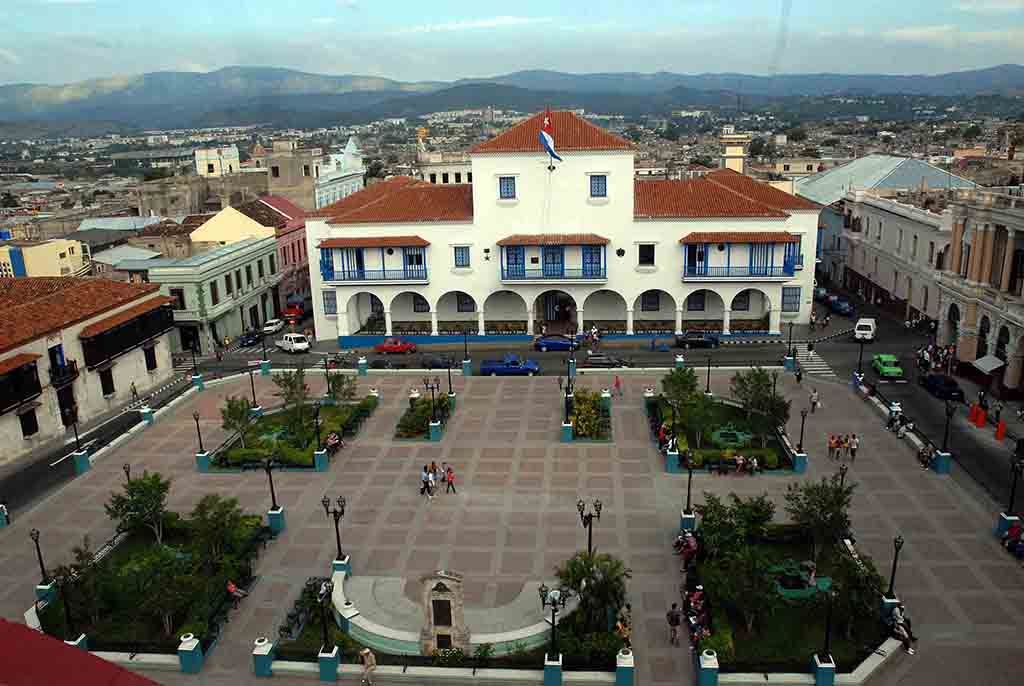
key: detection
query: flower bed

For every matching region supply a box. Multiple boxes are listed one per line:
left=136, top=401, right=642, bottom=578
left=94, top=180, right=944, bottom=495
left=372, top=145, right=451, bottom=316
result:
left=571, top=388, right=612, bottom=441
left=395, top=396, right=452, bottom=439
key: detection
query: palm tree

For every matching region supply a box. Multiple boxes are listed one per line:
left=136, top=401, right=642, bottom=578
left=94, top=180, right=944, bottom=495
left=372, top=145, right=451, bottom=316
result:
left=556, top=551, right=632, bottom=633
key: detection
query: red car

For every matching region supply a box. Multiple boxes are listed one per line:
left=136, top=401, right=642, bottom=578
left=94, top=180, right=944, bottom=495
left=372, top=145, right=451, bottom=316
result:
left=373, top=337, right=417, bottom=354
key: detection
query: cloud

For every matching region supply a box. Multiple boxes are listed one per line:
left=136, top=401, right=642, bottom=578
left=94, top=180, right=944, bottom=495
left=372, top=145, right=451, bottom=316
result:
left=402, top=16, right=553, bottom=34
left=880, top=24, right=1024, bottom=46
left=312, top=17, right=336, bottom=25
left=0, top=47, right=20, bottom=64
left=954, top=0, right=1024, bottom=11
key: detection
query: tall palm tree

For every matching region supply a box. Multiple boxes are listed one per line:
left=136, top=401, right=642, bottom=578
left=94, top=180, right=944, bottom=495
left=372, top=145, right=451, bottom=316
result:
left=556, top=551, right=632, bottom=633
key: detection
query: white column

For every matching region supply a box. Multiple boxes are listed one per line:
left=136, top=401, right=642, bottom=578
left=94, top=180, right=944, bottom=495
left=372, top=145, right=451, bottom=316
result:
left=527, top=308, right=534, bottom=335
left=722, top=308, right=731, bottom=335
left=384, top=310, right=393, bottom=336
left=768, top=308, right=781, bottom=335
left=577, top=308, right=584, bottom=334
left=430, top=310, right=439, bottom=336
left=626, top=308, right=634, bottom=336
left=675, top=309, right=683, bottom=335
left=477, top=310, right=485, bottom=336
left=338, top=310, right=350, bottom=337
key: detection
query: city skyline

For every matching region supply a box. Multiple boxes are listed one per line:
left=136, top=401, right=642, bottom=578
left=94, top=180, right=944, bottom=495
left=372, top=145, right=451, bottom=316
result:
left=3, top=0, right=1024, bottom=85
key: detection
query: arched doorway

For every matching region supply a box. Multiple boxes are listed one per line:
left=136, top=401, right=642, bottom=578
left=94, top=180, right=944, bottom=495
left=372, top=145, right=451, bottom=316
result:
left=944, top=303, right=960, bottom=347
left=682, top=289, right=726, bottom=331
left=436, top=291, right=478, bottom=335
left=388, top=290, right=433, bottom=335
left=483, top=291, right=529, bottom=334
left=345, top=292, right=384, bottom=334
left=978, top=315, right=991, bottom=359
left=730, top=288, right=771, bottom=334
left=996, top=325, right=1010, bottom=362
left=583, top=289, right=628, bottom=334
left=534, top=290, right=578, bottom=334
left=632, top=290, right=677, bottom=335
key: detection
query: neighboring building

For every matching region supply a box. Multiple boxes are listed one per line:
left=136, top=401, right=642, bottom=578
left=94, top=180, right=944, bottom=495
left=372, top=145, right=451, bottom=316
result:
left=416, top=151, right=473, bottom=186
left=0, top=238, right=87, bottom=277
left=110, top=147, right=195, bottom=171
left=137, top=172, right=269, bottom=217
left=71, top=228, right=139, bottom=263
left=142, top=237, right=281, bottom=354
left=720, top=130, right=752, bottom=173
left=841, top=189, right=952, bottom=323
left=251, top=141, right=325, bottom=211
left=306, top=111, right=819, bottom=343
left=0, top=277, right=175, bottom=465
left=236, top=196, right=310, bottom=312
left=188, top=206, right=275, bottom=251
left=315, top=138, right=365, bottom=209
left=78, top=216, right=164, bottom=233
left=126, top=220, right=197, bottom=260
left=195, top=145, right=241, bottom=177
left=90, top=245, right=162, bottom=279
left=776, top=158, right=830, bottom=179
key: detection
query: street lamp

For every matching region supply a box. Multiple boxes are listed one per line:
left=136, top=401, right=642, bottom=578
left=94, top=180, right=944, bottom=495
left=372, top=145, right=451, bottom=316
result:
left=462, top=327, right=469, bottom=363
left=1008, top=460, right=1024, bottom=515
left=538, top=584, right=571, bottom=657
left=192, top=411, right=204, bottom=454
left=260, top=329, right=268, bottom=361
left=886, top=535, right=905, bottom=598
left=857, top=340, right=866, bottom=374
left=313, top=400, right=322, bottom=451
left=60, top=576, right=75, bottom=640
left=839, top=463, right=848, bottom=490
left=576, top=499, right=602, bottom=556
left=705, top=355, right=712, bottom=394
left=798, top=408, right=808, bottom=453
left=70, top=415, right=81, bottom=453
left=190, top=343, right=199, bottom=376
left=560, top=373, right=574, bottom=425
left=423, top=377, right=440, bottom=423
left=263, top=459, right=278, bottom=511
left=122, top=463, right=131, bottom=483
left=446, top=358, right=453, bottom=396
left=318, top=579, right=335, bottom=654
left=322, top=496, right=347, bottom=561
left=821, top=589, right=836, bottom=661
left=788, top=322, right=795, bottom=358
left=29, top=528, right=48, bottom=585
left=943, top=400, right=955, bottom=452
left=248, top=368, right=258, bottom=407
left=685, top=458, right=695, bottom=514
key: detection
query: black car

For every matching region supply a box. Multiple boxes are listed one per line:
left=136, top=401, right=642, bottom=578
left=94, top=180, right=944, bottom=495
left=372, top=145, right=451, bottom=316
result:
left=420, top=355, right=453, bottom=370
left=238, top=330, right=261, bottom=347
left=369, top=358, right=407, bottom=370
left=919, top=373, right=965, bottom=400
left=675, top=331, right=720, bottom=349
left=581, top=353, right=630, bottom=368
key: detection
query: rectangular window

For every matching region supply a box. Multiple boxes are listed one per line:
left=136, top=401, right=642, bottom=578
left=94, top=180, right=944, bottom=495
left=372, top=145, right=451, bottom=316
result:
left=59, top=251, right=67, bottom=259
left=641, top=291, right=660, bottom=312
left=454, top=246, right=470, bottom=268
left=258, top=259, right=264, bottom=278
left=928, top=242, right=935, bottom=263
left=911, top=235, right=918, bottom=259
left=413, top=294, right=429, bottom=312
left=468, top=172, right=473, bottom=183
left=144, top=346, right=158, bottom=371
left=687, top=292, right=706, bottom=311
left=877, top=221, right=883, bottom=240
left=271, top=165, right=280, bottom=178
left=442, top=172, right=449, bottom=184
left=783, top=164, right=790, bottom=171
left=430, top=173, right=437, bottom=184
left=210, top=281, right=220, bottom=305
left=100, top=368, right=115, bottom=396
left=898, top=229, right=904, bottom=253
left=269, top=254, right=276, bottom=274
left=245, top=265, right=253, bottom=285
left=782, top=286, right=801, bottom=312
left=19, top=409, right=38, bottom=438
left=732, top=291, right=750, bottom=311
left=455, top=172, right=462, bottom=183
left=170, top=288, right=186, bottom=310
left=303, top=165, right=311, bottom=177
left=224, top=274, right=233, bottom=295
left=235, top=270, right=242, bottom=291
left=292, top=243, right=297, bottom=264
left=638, top=244, right=655, bottom=266
left=590, top=174, right=608, bottom=198
left=323, top=290, right=337, bottom=315
left=498, top=176, right=516, bottom=200
left=207, top=163, right=215, bottom=173
left=457, top=293, right=475, bottom=312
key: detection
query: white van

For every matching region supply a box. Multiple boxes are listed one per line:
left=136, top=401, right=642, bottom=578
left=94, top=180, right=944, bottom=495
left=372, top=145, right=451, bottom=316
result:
left=854, top=318, right=876, bottom=342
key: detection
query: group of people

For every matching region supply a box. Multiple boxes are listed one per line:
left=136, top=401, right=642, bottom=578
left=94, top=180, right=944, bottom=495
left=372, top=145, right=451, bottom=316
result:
left=670, top=532, right=712, bottom=649
left=419, top=462, right=456, bottom=500
left=916, top=343, right=956, bottom=375
left=889, top=603, right=919, bottom=655
left=808, top=310, right=831, bottom=331
left=1001, top=520, right=1024, bottom=559
left=827, top=433, right=860, bottom=461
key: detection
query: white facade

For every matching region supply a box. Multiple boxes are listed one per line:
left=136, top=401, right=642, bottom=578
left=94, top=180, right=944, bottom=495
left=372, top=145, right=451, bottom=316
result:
left=315, top=138, right=365, bottom=209
left=195, top=145, right=241, bottom=177
left=305, top=114, right=818, bottom=341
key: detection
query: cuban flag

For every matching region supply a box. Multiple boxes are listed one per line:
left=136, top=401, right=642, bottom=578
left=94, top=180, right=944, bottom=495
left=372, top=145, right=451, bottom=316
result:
left=539, top=109, right=563, bottom=162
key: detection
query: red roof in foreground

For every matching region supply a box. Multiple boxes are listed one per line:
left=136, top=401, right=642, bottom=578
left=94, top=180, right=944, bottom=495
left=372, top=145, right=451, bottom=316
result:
left=317, top=178, right=473, bottom=225
left=309, top=176, right=420, bottom=219
left=679, top=231, right=800, bottom=244
left=471, top=110, right=633, bottom=154
left=0, top=619, right=159, bottom=686
left=319, top=236, right=430, bottom=248
left=706, top=169, right=821, bottom=211
left=496, top=233, right=610, bottom=246
left=0, top=352, right=41, bottom=375
left=634, top=179, right=789, bottom=219
left=79, top=295, right=175, bottom=339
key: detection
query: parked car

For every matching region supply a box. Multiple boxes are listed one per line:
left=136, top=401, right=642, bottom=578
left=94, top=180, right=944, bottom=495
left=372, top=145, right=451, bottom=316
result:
left=581, top=353, right=631, bottom=368
left=533, top=334, right=579, bottom=352
left=675, top=331, right=720, bottom=349
left=238, top=330, right=261, bottom=347
left=830, top=298, right=855, bottom=317
left=919, top=373, right=965, bottom=400
left=374, top=337, right=417, bottom=354
left=854, top=318, right=876, bottom=342
left=871, top=354, right=904, bottom=379
left=813, top=287, right=829, bottom=302
left=480, top=354, right=540, bottom=376
left=275, top=333, right=310, bottom=354
left=420, top=355, right=452, bottom=370
left=263, top=318, right=285, bottom=335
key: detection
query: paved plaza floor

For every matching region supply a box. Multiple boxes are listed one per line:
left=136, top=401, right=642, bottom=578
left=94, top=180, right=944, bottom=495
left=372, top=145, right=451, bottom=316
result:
left=0, top=369, right=1021, bottom=685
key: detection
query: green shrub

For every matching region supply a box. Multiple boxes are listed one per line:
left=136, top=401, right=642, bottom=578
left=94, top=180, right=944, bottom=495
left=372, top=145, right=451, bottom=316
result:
left=434, top=647, right=465, bottom=667
left=473, top=642, right=494, bottom=665
left=762, top=452, right=779, bottom=470
left=689, top=451, right=705, bottom=468
left=699, top=608, right=735, bottom=660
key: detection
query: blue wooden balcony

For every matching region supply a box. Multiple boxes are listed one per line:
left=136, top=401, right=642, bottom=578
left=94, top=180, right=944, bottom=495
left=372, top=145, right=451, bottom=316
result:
left=321, top=267, right=428, bottom=282
left=682, top=265, right=796, bottom=280
left=501, top=267, right=607, bottom=281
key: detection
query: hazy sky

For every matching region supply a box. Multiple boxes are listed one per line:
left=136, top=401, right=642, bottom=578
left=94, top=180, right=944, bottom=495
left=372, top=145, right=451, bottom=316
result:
left=3, top=0, right=1024, bottom=85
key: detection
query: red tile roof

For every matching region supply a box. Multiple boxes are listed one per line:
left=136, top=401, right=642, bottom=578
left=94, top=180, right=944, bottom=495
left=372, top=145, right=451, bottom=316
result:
left=318, top=178, right=473, bottom=225
left=319, top=236, right=430, bottom=248
left=309, top=176, right=421, bottom=219
left=258, top=195, right=306, bottom=220
left=706, top=169, right=821, bottom=211
left=0, top=352, right=41, bottom=375
left=471, top=110, right=633, bottom=154
left=80, top=295, right=175, bottom=338
left=497, top=233, right=610, bottom=246
left=634, top=179, right=790, bottom=219
left=679, top=231, right=800, bottom=244
left=235, top=199, right=288, bottom=229
left=0, top=278, right=161, bottom=354
left=0, top=618, right=159, bottom=686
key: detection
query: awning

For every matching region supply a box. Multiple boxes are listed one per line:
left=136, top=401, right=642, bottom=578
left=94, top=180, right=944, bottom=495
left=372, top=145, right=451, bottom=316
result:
left=496, top=233, right=610, bottom=246
left=972, top=354, right=1005, bottom=374
left=679, top=231, right=799, bottom=245
left=319, top=236, right=429, bottom=248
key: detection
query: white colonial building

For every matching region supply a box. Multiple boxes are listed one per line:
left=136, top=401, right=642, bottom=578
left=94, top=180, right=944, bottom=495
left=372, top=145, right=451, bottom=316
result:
left=305, top=112, right=820, bottom=343
left=314, top=138, right=365, bottom=210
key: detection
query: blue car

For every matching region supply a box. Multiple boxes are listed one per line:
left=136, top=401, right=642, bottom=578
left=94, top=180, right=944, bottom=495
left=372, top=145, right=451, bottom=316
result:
left=480, top=354, right=541, bottom=376
left=919, top=373, right=964, bottom=401
left=238, top=330, right=262, bottom=347
left=830, top=298, right=855, bottom=317
left=533, top=334, right=579, bottom=352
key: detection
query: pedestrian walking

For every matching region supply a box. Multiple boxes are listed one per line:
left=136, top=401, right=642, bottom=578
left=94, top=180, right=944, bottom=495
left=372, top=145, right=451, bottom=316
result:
left=810, top=389, right=820, bottom=413
left=827, top=434, right=836, bottom=460
left=360, top=648, right=377, bottom=686
left=130, top=381, right=138, bottom=403
left=666, top=603, right=683, bottom=645
left=849, top=434, right=859, bottom=462
left=614, top=375, right=623, bottom=398
left=809, top=311, right=817, bottom=331
left=841, top=434, right=851, bottom=459
left=420, top=465, right=431, bottom=498
left=446, top=466, right=456, bottom=494
left=795, top=366, right=803, bottom=384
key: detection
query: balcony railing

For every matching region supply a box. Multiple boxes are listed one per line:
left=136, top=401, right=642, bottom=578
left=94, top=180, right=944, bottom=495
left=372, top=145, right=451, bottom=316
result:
left=49, top=359, right=79, bottom=388
left=501, top=267, right=607, bottom=280
left=682, top=266, right=795, bottom=279
left=321, top=267, right=428, bottom=282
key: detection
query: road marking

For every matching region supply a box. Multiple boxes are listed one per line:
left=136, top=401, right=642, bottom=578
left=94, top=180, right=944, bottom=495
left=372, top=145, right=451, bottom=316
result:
left=792, top=343, right=839, bottom=379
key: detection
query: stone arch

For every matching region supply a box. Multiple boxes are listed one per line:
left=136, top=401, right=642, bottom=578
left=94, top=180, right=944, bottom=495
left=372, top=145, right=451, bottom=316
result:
left=387, top=290, right=433, bottom=335
left=996, top=325, right=1011, bottom=362
left=533, top=289, right=578, bottom=334
left=943, top=302, right=961, bottom=346
left=483, top=290, right=529, bottom=335
left=681, top=288, right=727, bottom=332
left=727, top=287, right=773, bottom=334
left=978, top=315, right=992, bottom=359
left=436, top=291, right=478, bottom=334
left=583, top=289, right=628, bottom=334
left=632, top=289, right=678, bottom=335
left=344, top=291, right=384, bottom=335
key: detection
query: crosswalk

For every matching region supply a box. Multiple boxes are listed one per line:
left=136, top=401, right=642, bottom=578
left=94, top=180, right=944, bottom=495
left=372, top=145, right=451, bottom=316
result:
left=792, top=342, right=839, bottom=379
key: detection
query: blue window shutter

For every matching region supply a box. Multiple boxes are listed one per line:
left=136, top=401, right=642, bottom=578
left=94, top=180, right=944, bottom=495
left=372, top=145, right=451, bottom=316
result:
left=319, top=248, right=333, bottom=279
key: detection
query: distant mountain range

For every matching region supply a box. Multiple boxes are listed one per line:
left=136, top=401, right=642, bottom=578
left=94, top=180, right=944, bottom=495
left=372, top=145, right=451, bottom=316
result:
left=1, top=64, right=1023, bottom=133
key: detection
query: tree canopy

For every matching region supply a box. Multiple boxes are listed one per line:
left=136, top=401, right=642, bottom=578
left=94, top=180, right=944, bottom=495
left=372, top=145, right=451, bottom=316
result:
left=105, top=472, right=171, bottom=545
left=784, top=473, right=856, bottom=563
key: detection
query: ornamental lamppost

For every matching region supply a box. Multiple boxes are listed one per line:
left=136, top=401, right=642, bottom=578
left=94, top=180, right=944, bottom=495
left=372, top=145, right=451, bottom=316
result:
left=559, top=374, right=574, bottom=425
left=798, top=408, right=808, bottom=453
left=705, top=356, right=712, bottom=395
left=788, top=321, right=795, bottom=359
left=857, top=339, right=866, bottom=374
left=685, top=457, right=695, bottom=514
left=446, top=358, right=454, bottom=395
left=886, top=535, right=905, bottom=598
left=318, top=579, right=335, bottom=653
left=1008, top=460, right=1024, bottom=515
left=462, top=327, right=469, bottom=363
left=577, top=499, right=602, bottom=556
left=122, top=463, right=131, bottom=483
left=538, top=584, right=572, bottom=657
left=943, top=400, right=955, bottom=452
left=29, top=528, right=48, bottom=585
left=322, top=495, right=347, bottom=562
left=423, top=377, right=440, bottom=423
left=313, top=400, right=322, bottom=450
left=263, top=459, right=279, bottom=511
left=248, top=368, right=258, bottom=407
left=192, top=411, right=204, bottom=453
left=260, top=328, right=268, bottom=361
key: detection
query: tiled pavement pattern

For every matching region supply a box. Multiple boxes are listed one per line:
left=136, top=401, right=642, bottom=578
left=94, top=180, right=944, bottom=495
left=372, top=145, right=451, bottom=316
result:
left=0, top=371, right=1022, bottom=686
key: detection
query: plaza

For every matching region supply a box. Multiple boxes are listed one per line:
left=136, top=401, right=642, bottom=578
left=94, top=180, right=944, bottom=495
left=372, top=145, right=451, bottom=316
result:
left=0, top=367, right=1022, bottom=686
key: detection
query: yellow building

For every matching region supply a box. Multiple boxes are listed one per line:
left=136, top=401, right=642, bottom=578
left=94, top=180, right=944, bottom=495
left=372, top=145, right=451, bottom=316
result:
left=0, top=238, right=87, bottom=277
left=188, top=206, right=275, bottom=252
